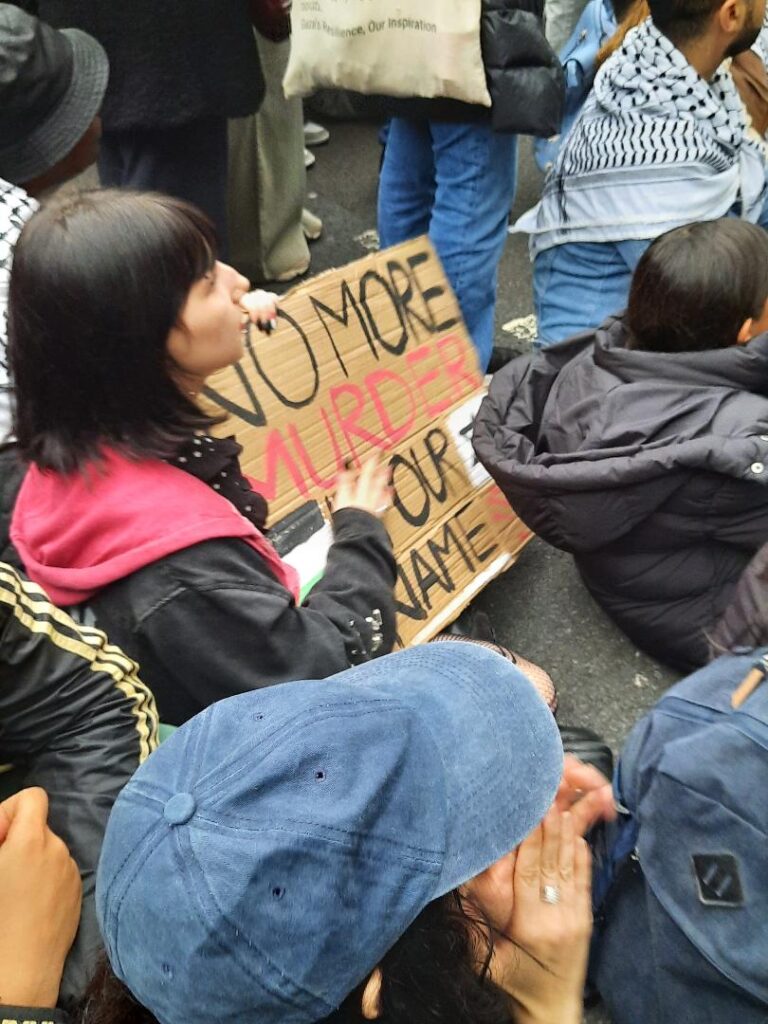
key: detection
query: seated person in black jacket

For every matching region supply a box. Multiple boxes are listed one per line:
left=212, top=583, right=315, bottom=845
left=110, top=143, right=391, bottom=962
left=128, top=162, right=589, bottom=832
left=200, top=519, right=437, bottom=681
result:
left=8, top=190, right=397, bottom=725
left=0, top=562, right=158, bottom=1017
left=473, top=219, right=768, bottom=672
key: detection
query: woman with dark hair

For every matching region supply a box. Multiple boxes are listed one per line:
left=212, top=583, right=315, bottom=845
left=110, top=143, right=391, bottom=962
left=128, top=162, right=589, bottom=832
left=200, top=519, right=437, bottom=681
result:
left=8, top=189, right=397, bottom=725
left=78, top=644, right=611, bottom=1024
left=625, top=219, right=768, bottom=352
left=474, top=218, right=768, bottom=672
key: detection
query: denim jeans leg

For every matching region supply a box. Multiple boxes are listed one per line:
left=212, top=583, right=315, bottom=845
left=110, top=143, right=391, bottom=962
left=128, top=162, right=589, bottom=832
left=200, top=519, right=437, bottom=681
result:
left=377, top=118, right=435, bottom=248
left=533, top=241, right=638, bottom=344
left=98, top=117, right=230, bottom=256
left=428, top=121, right=518, bottom=371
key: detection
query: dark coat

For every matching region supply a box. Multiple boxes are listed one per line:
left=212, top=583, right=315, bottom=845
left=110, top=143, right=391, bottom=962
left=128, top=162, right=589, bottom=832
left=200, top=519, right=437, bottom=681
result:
left=82, top=509, right=397, bottom=726
left=17, top=0, right=264, bottom=130
left=0, top=562, right=158, bottom=1006
left=375, top=0, right=564, bottom=137
left=472, top=318, right=768, bottom=671
left=709, top=542, right=768, bottom=656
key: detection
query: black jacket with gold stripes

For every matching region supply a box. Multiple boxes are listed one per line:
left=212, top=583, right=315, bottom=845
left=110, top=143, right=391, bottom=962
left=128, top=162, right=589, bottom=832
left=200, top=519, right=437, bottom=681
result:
left=0, top=563, right=158, bottom=1010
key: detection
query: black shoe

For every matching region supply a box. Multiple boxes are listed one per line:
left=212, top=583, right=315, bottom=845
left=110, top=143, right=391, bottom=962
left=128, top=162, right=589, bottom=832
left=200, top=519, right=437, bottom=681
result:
left=559, top=724, right=614, bottom=780
left=487, top=345, right=516, bottom=375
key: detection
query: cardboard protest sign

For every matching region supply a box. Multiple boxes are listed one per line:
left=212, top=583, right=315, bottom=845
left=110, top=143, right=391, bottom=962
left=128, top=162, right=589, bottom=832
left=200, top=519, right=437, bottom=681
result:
left=204, top=238, right=532, bottom=647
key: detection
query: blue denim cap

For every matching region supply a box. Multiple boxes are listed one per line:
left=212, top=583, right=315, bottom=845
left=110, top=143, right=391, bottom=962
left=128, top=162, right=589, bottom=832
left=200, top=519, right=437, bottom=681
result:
left=96, top=643, right=563, bottom=1024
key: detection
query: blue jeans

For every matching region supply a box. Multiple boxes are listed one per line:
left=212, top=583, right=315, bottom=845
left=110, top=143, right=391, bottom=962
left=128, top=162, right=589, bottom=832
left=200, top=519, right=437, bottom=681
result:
left=378, top=118, right=518, bottom=371
left=533, top=195, right=768, bottom=345
left=533, top=238, right=651, bottom=345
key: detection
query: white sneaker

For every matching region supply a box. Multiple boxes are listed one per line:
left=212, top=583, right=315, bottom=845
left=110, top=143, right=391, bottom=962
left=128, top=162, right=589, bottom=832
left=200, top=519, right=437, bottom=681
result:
left=304, top=147, right=315, bottom=169
left=304, top=120, right=330, bottom=147
left=301, top=208, right=323, bottom=241
left=271, top=255, right=311, bottom=283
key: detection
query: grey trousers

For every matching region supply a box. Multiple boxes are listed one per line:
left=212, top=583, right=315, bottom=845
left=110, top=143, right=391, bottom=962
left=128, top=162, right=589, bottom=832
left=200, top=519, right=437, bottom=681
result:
left=227, top=33, right=308, bottom=283
left=544, top=0, right=590, bottom=54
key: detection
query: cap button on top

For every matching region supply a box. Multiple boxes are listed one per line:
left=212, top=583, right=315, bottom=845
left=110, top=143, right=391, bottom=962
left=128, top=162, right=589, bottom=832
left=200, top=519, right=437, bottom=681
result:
left=163, top=792, right=196, bottom=825
left=751, top=462, right=765, bottom=475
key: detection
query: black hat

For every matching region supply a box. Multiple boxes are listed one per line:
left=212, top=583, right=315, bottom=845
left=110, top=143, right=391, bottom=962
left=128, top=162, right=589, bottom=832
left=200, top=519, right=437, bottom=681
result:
left=0, top=4, right=108, bottom=183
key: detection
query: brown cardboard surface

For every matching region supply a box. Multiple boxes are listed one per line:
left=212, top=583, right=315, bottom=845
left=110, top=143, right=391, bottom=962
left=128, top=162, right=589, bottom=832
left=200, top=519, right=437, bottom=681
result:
left=204, top=237, right=532, bottom=646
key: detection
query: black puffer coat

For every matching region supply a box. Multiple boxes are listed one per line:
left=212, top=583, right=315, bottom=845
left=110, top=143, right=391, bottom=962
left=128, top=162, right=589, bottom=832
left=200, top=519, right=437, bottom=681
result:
left=378, top=0, right=564, bottom=137
left=473, top=318, right=768, bottom=671
left=17, top=0, right=264, bottom=130
left=709, top=541, right=768, bottom=656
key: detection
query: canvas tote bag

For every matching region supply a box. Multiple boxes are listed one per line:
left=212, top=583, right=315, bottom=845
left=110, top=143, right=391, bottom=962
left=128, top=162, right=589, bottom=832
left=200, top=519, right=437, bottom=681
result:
left=284, top=1, right=491, bottom=107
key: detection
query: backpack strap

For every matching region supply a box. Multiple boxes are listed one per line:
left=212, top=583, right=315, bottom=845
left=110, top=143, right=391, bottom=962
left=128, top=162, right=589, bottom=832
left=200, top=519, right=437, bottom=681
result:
left=731, top=650, right=768, bottom=708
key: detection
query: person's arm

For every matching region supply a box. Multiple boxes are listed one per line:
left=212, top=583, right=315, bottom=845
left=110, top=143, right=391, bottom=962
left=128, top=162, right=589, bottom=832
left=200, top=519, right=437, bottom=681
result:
left=706, top=477, right=768, bottom=548
left=0, top=562, right=159, bottom=1001
left=302, top=507, right=397, bottom=655
left=655, top=474, right=768, bottom=550
left=0, top=789, right=81, bottom=1014
left=132, top=517, right=396, bottom=723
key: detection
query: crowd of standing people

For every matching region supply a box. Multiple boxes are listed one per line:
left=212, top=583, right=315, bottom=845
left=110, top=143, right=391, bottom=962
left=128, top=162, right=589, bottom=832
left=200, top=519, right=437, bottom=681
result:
left=1, top=0, right=768, bottom=1023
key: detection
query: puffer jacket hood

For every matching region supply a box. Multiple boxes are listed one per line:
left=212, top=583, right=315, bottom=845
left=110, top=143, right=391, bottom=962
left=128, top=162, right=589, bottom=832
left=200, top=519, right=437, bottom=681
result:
left=473, top=317, right=768, bottom=554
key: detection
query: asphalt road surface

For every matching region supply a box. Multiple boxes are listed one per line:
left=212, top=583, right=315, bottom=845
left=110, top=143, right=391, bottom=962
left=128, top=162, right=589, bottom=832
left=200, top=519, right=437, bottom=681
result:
left=297, top=116, right=679, bottom=1024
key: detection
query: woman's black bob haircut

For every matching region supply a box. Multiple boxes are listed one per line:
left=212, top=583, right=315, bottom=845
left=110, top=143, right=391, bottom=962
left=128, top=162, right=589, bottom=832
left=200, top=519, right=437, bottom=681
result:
left=627, top=218, right=768, bottom=354
left=8, top=189, right=226, bottom=474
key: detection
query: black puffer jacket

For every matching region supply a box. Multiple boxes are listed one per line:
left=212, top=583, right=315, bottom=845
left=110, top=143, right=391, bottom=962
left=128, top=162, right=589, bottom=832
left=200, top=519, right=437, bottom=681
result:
left=17, top=0, right=264, bottom=130
left=378, top=0, right=564, bottom=137
left=473, top=318, right=768, bottom=671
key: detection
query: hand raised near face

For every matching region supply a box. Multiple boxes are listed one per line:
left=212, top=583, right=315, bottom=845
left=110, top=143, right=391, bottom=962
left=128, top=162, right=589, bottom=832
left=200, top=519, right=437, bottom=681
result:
left=240, top=289, right=280, bottom=334
left=555, top=754, right=616, bottom=837
left=466, top=807, right=592, bottom=1024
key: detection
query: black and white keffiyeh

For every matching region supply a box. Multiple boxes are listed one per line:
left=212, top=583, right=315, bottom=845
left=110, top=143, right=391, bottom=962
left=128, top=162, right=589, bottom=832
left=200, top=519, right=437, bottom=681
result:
left=567, top=19, right=749, bottom=176
left=0, top=179, right=38, bottom=439
left=516, top=19, right=768, bottom=255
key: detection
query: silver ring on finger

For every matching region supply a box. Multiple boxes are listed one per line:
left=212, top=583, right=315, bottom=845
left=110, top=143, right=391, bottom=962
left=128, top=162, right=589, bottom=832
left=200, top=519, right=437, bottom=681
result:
left=541, top=884, right=561, bottom=905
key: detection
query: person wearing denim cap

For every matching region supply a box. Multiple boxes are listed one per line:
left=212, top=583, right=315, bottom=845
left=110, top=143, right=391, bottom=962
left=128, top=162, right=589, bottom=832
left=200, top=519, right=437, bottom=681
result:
left=87, top=643, right=610, bottom=1024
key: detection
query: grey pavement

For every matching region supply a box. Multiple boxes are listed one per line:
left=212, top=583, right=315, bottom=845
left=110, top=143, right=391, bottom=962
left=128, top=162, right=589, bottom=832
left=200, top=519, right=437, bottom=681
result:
left=299, top=118, right=679, bottom=1023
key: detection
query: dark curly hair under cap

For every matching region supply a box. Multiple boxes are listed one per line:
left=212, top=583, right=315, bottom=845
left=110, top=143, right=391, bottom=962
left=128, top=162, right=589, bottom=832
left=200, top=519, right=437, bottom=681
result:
left=8, top=189, right=224, bottom=474
left=626, top=219, right=768, bottom=354
left=80, top=893, right=512, bottom=1024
